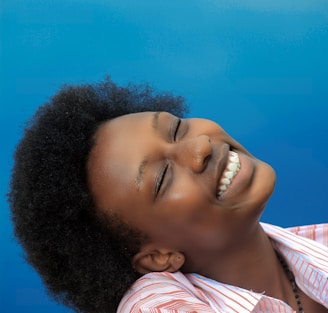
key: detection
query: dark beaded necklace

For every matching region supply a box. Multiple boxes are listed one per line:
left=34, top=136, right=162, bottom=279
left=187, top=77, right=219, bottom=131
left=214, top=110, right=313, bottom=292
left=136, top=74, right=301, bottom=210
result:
left=277, top=253, right=305, bottom=313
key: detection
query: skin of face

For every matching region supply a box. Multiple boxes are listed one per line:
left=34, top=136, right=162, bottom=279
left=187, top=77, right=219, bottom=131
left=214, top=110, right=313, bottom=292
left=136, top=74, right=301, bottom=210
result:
left=87, top=111, right=276, bottom=274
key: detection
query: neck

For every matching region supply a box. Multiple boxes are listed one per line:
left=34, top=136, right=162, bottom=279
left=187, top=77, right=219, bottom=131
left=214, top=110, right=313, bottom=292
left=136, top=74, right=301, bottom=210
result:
left=185, top=223, right=293, bottom=302
left=182, top=223, right=328, bottom=313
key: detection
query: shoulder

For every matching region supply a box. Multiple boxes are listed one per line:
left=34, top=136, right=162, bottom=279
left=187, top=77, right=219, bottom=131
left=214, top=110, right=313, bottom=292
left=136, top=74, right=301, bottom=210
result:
left=117, top=271, right=215, bottom=313
left=285, top=223, right=328, bottom=247
left=261, top=222, right=328, bottom=247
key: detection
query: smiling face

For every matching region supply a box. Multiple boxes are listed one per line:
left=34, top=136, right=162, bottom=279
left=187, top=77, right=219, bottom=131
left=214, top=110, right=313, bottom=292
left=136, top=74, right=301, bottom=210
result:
left=87, top=111, right=276, bottom=268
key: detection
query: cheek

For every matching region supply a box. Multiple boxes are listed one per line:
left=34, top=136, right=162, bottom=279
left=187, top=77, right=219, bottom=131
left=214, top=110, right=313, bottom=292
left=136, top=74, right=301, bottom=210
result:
left=162, top=182, right=208, bottom=220
left=154, top=182, right=248, bottom=250
left=155, top=193, right=234, bottom=251
left=155, top=183, right=225, bottom=238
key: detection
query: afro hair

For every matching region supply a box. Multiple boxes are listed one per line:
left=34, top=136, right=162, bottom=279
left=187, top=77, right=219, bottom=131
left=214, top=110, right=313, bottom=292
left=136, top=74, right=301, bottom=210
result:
left=8, top=77, right=188, bottom=313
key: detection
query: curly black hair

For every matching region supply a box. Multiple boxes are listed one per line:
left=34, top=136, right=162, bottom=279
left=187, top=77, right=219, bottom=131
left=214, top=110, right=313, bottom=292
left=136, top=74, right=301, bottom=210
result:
left=8, top=77, right=188, bottom=313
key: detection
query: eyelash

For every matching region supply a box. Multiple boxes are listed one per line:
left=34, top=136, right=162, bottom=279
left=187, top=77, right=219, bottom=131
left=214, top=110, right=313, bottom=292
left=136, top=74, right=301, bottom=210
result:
left=155, top=164, right=168, bottom=196
left=156, top=118, right=181, bottom=196
left=172, top=118, right=181, bottom=141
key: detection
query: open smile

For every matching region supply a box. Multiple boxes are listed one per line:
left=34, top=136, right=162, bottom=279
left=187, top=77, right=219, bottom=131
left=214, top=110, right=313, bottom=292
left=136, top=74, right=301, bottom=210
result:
left=216, top=151, right=240, bottom=199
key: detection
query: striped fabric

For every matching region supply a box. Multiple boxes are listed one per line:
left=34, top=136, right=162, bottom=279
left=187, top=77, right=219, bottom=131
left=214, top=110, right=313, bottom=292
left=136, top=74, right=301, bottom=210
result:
left=117, top=223, right=328, bottom=313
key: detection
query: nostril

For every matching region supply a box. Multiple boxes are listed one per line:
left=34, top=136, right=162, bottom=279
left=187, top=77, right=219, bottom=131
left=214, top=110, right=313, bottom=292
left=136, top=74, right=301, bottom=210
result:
left=203, top=155, right=210, bottom=169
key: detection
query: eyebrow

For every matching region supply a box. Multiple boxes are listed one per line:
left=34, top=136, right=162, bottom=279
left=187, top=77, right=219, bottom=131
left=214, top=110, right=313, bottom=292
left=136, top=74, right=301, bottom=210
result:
left=135, top=112, right=161, bottom=191
left=151, top=111, right=160, bottom=130
left=135, top=159, right=148, bottom=191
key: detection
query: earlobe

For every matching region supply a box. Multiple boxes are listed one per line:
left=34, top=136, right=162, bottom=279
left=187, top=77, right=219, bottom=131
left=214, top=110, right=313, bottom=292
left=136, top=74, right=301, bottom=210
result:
left=132, top=247, right=185, bottom=275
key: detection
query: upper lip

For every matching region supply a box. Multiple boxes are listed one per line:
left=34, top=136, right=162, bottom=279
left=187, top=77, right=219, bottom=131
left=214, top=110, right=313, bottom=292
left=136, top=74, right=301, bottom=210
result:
left=214, top=143, right=230, bottom=195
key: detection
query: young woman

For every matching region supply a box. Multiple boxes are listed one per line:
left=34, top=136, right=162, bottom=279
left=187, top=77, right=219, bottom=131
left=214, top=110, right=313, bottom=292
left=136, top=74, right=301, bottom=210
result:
left=9, top=78, right=328, bottom=313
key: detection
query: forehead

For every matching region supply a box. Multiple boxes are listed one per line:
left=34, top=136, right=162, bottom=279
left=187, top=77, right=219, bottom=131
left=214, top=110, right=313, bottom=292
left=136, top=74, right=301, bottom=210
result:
left=86, top=112, right=155, bottom=210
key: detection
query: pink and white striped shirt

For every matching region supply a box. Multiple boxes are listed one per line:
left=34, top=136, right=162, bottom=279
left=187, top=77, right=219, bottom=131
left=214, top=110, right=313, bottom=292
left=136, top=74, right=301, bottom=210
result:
left=117, top=223, right=328, bottom=313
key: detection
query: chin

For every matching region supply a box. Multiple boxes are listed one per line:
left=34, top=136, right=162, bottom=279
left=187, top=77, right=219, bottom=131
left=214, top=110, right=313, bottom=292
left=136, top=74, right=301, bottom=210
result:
left=251, top=161, right=276, bottom=215
left=263, top=162, right=276, bottom=196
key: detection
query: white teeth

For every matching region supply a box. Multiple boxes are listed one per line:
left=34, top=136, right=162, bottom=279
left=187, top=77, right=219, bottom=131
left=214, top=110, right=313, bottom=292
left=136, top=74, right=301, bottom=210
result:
left=224, top=171, right=234, bottom=179
left=221, top=177, right=231, bottom=185
left=217, top=151, right=240, bottom=198
left=219, top=185, right=227, bottom=191
left=229, top=155, right=239, bottom=163
left=227, top=162, right=238, bottom=172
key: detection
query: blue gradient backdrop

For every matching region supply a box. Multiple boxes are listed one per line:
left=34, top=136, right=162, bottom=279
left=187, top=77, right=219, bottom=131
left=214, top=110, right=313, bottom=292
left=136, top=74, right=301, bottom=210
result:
left=1, top=1, right=327, bottom=312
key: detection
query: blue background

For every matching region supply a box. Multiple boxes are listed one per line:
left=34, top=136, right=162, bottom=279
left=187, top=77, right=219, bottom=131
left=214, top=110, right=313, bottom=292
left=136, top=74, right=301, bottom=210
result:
left=1, top=1, right=327, bottom=312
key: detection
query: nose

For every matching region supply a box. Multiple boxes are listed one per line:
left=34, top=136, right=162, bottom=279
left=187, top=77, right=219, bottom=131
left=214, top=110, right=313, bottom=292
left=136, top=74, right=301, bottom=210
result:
left=169, top=135, right=212, bottom=173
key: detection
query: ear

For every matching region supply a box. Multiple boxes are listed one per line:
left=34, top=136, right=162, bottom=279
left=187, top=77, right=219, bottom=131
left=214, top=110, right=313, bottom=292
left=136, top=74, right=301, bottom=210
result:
left=132, top=244, right=185, bottom=275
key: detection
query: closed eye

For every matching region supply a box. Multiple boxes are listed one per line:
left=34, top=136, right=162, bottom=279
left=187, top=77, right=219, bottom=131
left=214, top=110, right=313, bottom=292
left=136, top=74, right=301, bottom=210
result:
left=172, top=118, right=181, bottom=141
left=155, top=116, right=181, bottom=198
left=155, top=163, right=169, bottom=196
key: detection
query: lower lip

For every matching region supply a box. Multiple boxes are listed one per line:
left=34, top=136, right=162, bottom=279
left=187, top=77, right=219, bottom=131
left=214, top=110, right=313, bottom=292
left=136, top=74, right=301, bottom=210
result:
left=219, top=151, right=255, bottom=200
